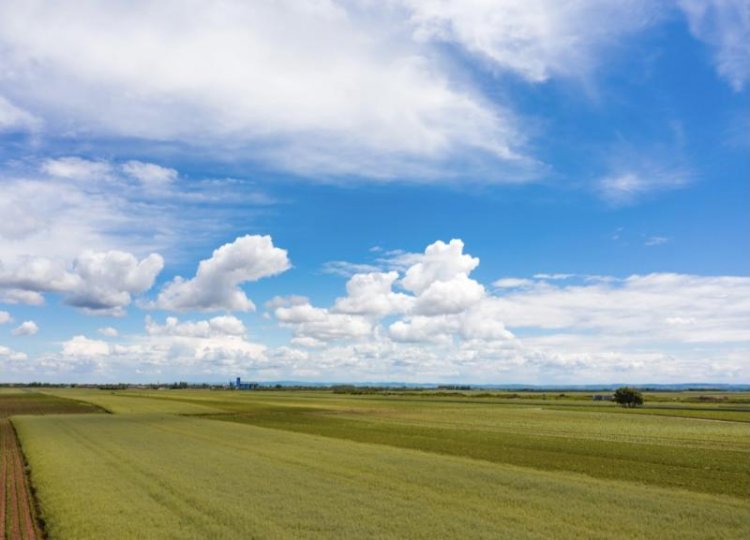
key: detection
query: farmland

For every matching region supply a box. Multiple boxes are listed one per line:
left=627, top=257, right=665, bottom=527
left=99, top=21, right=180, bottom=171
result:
left=0, top=390, right=103, bottom=540
left=7, top=388, right=750, bottom=538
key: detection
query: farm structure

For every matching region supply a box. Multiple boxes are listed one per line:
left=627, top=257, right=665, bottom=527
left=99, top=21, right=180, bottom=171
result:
left=229, top=377, right=258, bottom=391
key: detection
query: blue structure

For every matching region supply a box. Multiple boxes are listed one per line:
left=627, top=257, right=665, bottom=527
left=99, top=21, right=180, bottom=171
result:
left=229, top=377, right=258, bottom=390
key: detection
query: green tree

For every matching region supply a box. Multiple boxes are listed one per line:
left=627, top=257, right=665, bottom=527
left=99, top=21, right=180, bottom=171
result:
left=613, top=387, right=644, bottom=407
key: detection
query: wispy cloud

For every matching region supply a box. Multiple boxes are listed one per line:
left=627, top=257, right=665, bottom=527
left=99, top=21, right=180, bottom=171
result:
left=644, top=236, right=669, bottom=246
left=597, top=167, right=691, bottom=206
left=0, top=0, right=672, bottom=181
left=677, top=0, right=750, bottom=91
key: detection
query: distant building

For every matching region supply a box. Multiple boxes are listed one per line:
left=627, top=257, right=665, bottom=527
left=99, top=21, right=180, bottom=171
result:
left=229, top=377, right=258, bottom=390
left=593, top=394, right=614, bottom=401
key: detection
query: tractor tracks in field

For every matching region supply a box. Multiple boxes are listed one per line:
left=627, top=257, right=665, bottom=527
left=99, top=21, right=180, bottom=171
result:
left=0, top=419, right=42, bottom=540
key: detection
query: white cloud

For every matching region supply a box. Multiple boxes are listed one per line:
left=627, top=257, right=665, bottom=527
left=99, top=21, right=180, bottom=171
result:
left=155, top=235, right=290, bottom=312
left=0, top=256, right=78, bottom=293
left=121, top=161, right=177, bottom=191
left=402, top=0, right=660, bottom=82
left=98, top=327, right=119, bottom=337
left=677, top=0, right=750, bottom=91
left=267, top=239, right=750, bottom=383
left=62, top=335, right=110, bottom=357
left=489, top=273, right=750, bottom=344
left=0, top=0, right=534, bottom=179
left=402, top=239, right=479, bottom=294
left=0, top=311, right=10, bottom=324
left=274, top=297, right=373, bottom=343
left=65, top=250, right=164, bottom=315
left=46, top=317, right=269, bottom=380
left=0, top=345, right=27, bottom=361
left=1, top=160, right=168, bottom=261
left=389, top=315, right=457, bottom=344
left=0, top=290, right=45, bottom=305
left=0, top=157, right=275, bottom=268
left=0, top=95, right=40, bottom=131
left=42, top=157, right=114, bottom=182
left=414, top=273, right=485, bottom=315
left=145, top=315, right=246, bottom=338
left=332, top=272, right=413, bottom=317
left=597, top=169, right=690, bottom=205
left=12, top=320, right=38, bottom=336
left=0, top=250, right=163, bottom=315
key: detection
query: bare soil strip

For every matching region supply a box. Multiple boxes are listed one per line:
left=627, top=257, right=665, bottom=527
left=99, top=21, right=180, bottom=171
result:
left=1, top=419, right=41, bottom=540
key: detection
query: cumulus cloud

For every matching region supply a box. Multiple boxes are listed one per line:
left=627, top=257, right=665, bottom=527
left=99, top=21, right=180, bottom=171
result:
left=155, top=235, right=290, bottom=312
left=145, top=315, right=246, bottom=338
left=274, top=297, right=373, bottom=343
left=402, top=239, right=479, bottom=294
left=12, top=321, right=38, bottom=336
left=45, top=315, right=269, bottom=381
left=677, top=0, right=750, bottom=91
left=62, top=335, right=110, bottom=357
left=65, top=250, right=164, bottom=315
left=0, top=250, right=163, bottom=316
left=413, top=273, right=485, bottom=315
left=265, top=239, right=750, bottom=383
left=5, top=237, right=750, bottom=383
left=332, top=272, right=413, bottom=316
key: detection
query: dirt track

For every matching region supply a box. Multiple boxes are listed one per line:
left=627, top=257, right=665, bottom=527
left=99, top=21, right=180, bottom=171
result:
left=0, top=419, right=40, bottom=540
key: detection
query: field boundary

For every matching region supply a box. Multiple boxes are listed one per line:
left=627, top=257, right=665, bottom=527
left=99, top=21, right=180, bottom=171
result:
left=1, top=418, right=43, bottom=540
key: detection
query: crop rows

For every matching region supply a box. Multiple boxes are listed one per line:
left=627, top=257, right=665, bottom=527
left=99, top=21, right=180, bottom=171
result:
left=0, top=419, right=40, bottom=540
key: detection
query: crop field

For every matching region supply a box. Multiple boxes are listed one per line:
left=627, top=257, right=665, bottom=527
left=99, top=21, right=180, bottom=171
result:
left=0, top=391, right=103, bottom=540
left=9, top=389, right=750, bottom=539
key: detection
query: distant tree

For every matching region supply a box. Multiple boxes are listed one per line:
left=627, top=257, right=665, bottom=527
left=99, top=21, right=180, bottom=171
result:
left=613, top=387, right=644, bottom=408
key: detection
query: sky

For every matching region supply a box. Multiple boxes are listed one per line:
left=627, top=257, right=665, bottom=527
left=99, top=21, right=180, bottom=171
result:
left=0, top=0, right=748, bottom=384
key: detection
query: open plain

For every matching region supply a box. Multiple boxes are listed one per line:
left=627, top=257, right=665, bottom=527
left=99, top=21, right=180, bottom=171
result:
left=3, top=388, right=748, bottom=539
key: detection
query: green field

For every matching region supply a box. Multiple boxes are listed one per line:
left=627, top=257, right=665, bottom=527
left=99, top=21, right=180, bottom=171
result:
left=10, top=389, right=750, bottom=539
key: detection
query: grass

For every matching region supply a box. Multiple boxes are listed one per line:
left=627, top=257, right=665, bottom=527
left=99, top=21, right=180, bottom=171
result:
left=10, top=388, right=749, bottom=538
left=1, top=391, right=104, bottom=540
left=15, top=412, right=750, bottom=539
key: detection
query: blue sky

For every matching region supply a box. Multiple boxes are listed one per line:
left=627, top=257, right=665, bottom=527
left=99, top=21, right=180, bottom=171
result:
left=0, top=0, right=748, bottom=384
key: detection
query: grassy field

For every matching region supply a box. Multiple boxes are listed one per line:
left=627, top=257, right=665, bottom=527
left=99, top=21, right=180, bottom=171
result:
left=1, top=391, right=104, bottom=540
left=11, top=389, right=750, bottom=539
